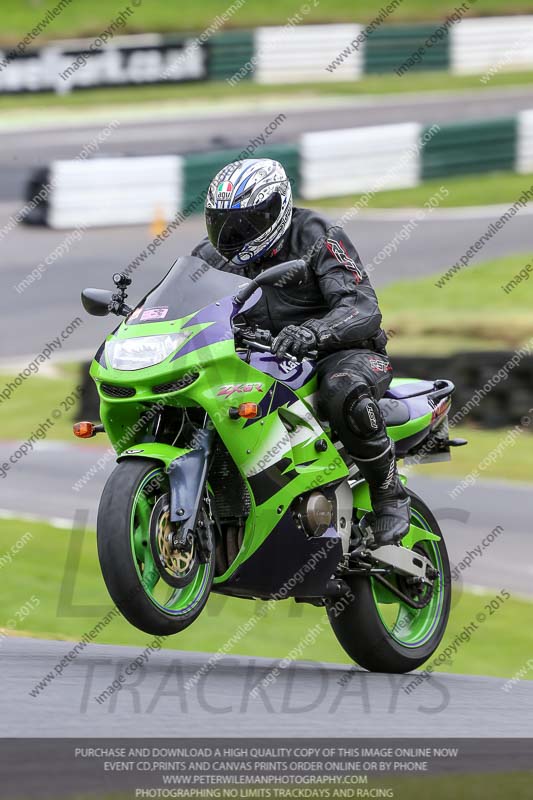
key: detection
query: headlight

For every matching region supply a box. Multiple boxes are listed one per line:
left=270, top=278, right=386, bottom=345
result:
left=105, top=333, right=188, bottom=371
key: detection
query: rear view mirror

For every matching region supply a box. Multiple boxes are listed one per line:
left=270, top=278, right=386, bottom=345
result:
left=81, top=288, right=114, bottom=316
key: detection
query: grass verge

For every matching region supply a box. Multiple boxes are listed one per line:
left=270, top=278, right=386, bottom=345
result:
left=407, top=424, right=533, bottom=483
left=0, top=362, right=96, bottom=443
left=1, top=70, right=533, bottom=113
left=380, top=253, right=533, bottom=354
left=311, top=171, right=533, bottom=211
left=0, top=516, right=531, bottom=681
left=2, top=1, right=533, bottom=41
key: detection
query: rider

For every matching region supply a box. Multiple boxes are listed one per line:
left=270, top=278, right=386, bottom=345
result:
left=191, top=158, right=410, bottom=547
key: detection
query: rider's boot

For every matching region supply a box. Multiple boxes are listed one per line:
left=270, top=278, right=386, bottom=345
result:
left=354, top=438, right=411, bottom=549
left=327, top=380, right=411, bottom=549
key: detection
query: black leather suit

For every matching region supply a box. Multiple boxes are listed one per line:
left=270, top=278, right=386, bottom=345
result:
left=192, top=206, right=394, bottom=464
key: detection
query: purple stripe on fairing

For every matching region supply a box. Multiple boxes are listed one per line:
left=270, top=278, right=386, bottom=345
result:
left=186, top=298, right=233, bottom=327
left=166, top=291, right=318, bottom=398
left=402, top=394, right=432, bottom=420
left=250, top=352, right=316, bottom=389
left=170, top=296, right=235, bottom=360
left=243, top=380, right=299, bottom=428
left=386, top=380, right=434, bottom=400
left=270, top=380, right=298, bottom=411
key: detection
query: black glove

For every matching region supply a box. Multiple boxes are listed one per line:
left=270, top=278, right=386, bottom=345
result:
left=272, top=325, right=317, bottom=360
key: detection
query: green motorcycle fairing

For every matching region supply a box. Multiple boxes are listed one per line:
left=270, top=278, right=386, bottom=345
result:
left=90, top=257, right=440, bottom=597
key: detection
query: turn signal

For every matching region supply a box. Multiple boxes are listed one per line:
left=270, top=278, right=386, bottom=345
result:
left=238, top=403, right=259, bottom=419
left=73, top=421, right=101, bottom=438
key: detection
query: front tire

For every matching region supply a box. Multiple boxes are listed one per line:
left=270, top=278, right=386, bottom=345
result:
left=97, top=459, right=215, bottom=636
left=327, top=490, right=450, bottom=673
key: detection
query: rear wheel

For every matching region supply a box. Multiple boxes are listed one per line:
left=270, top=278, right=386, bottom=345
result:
left=97, top=459, right=215, bottom=636
left=326, top=490, right=450, bottom=673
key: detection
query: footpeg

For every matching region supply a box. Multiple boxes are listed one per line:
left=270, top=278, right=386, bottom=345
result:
left=348, top=519, right=373, bottom=561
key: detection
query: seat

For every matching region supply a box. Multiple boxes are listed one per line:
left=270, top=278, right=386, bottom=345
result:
left=379, top=379, right=438, bottom=427
left=385, top=379, right=435, bottom=400
left=378, top=397, right=410, bottom=426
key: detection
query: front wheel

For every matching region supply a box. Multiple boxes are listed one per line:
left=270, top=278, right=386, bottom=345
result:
left=326, top=490, right=450, bottom=673
left=97, top=459, right=215, bottom=636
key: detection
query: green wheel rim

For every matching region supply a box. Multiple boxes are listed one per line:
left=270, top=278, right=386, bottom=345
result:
left=371, top=508, right=446, bottom=648
left=129, top=467, right=210, bottom=616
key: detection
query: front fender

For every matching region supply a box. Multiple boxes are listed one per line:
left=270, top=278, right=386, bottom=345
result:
left=117, top=442, right=192, bottom=468
left=118, top=429, right=214, bottom=528
left=118, top=443, right=196, bottom=525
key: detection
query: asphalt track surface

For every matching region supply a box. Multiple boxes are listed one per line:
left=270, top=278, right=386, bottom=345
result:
left=1, top=636, right=532, bottom=737
left=2, top=86, right=533, bottom=201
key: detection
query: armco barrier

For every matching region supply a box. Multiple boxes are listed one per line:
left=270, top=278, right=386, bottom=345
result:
left=365, top=23, right=450, bottom=74
left=29, top=110, right=533, bottom=226
left=2, top=17, right=533, bottom=95
left=47, top=156, right=183, bottom=229
left=421, top=118, right=517, bottom=180
left=517, top=110, right=533, bottom=174
left=208, top=30, right=255, bottom=81
left=451, top=16, right=533, bottom=75
left=254, top=24, right=362, bottom=83
left=300, top=122, right=422, bottom=200
left=78, top=351, right=533, bottom=430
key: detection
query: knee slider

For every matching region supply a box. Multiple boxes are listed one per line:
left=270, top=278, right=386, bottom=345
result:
left=318, top=371, right=358, bottom=420
left=344, top=387, right=384, bottom=439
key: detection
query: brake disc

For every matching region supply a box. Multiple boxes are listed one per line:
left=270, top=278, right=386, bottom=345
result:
left=149, top=494, right=199, bottom=588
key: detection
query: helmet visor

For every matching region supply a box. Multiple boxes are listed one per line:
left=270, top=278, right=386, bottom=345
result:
left=206, top=193, right=282, bottom=261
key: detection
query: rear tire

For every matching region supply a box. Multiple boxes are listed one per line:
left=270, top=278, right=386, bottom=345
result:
left=97, top=459, right=215, bottom=636
left=327, top=490, right=450, bottom=673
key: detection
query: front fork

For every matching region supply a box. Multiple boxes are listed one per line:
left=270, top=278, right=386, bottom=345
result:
left=167, top=425, right=215, bottom=554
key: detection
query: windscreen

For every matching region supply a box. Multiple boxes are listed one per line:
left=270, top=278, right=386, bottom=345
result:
left=126, top=256, right=249, bottom=325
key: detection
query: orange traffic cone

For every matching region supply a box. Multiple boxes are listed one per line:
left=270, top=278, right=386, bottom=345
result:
left=150, top=206, right=166, bottom=237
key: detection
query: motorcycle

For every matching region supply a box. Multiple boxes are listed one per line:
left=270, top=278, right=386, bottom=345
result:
left=77, top=255, right=465, bottom=673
